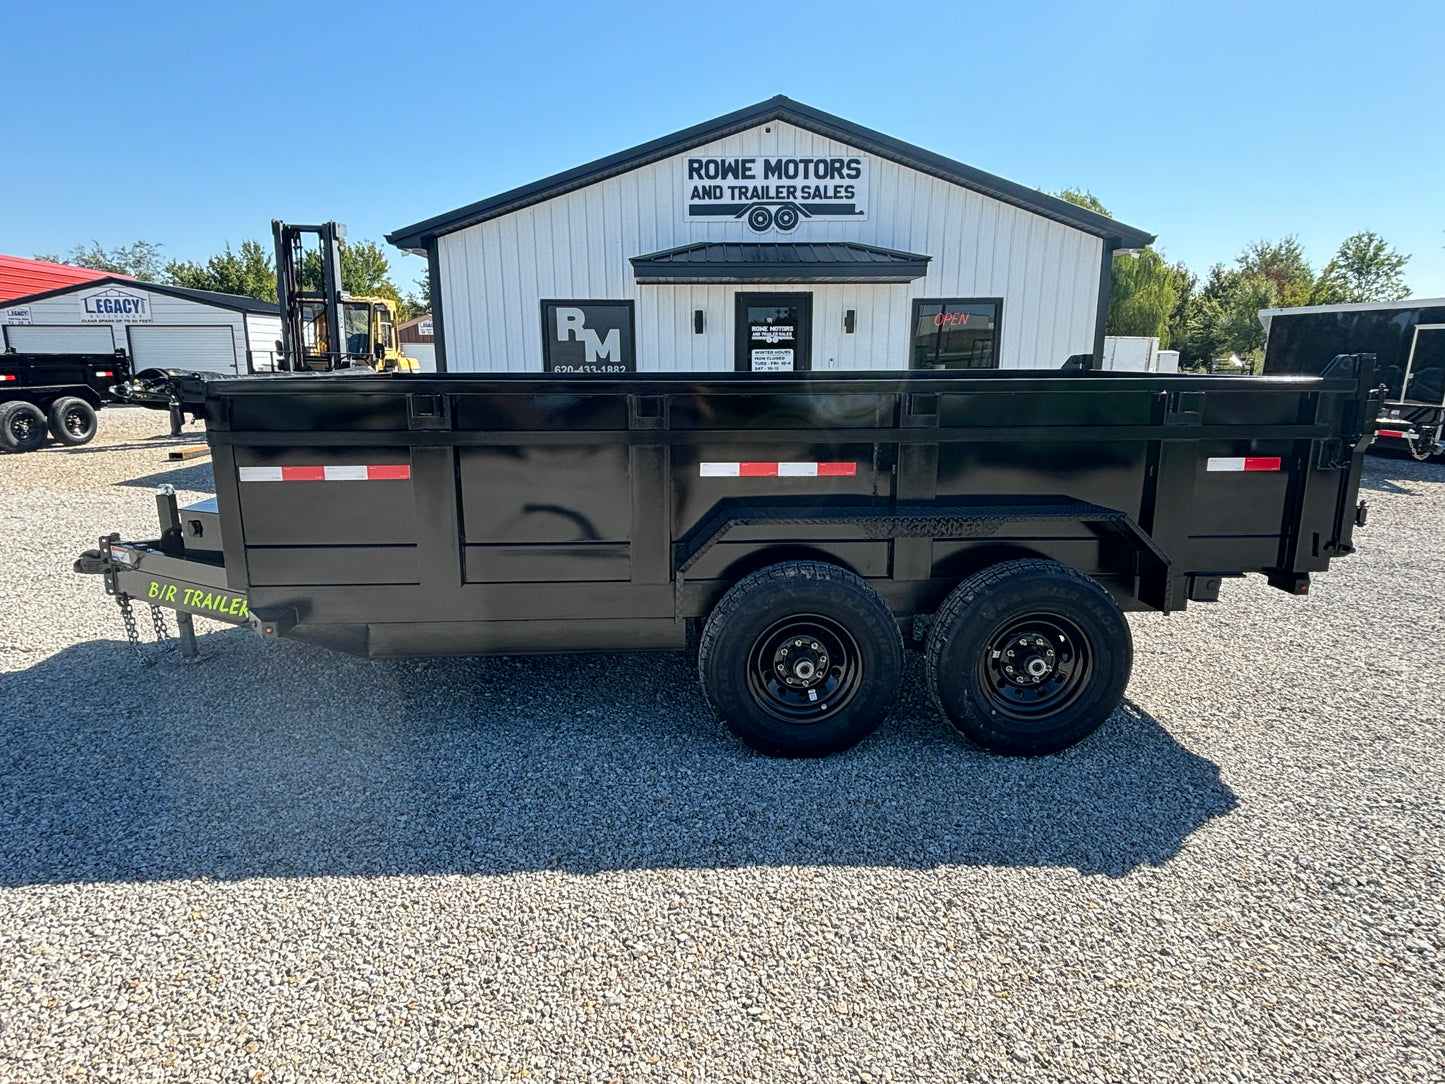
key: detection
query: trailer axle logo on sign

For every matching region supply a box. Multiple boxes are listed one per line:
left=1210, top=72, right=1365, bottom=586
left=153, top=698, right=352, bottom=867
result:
left=684, top=156, right=869, bottom=232
left=78, top=287, right=152, bottom=323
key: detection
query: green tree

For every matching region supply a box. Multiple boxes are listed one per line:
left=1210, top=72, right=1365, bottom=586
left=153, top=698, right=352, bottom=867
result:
left=1057, top=189, right=1190, bottom=348
left=1237, top=237, right=1314, bottom=307
left=1107, top=249, right=1189, bottom=346
left=1056, top=188, right=1111, bottom=216
left=1175, top=264, right=1277, bottom=370
left=1310, top=231, right=1410, bottom=303
left=300, top=238, right=405, bottom=307
left=400, top=270, right=431, bottom=321
left=35, top=240, right=166, bottom=281
left=164, top=239, right=277, bottom=301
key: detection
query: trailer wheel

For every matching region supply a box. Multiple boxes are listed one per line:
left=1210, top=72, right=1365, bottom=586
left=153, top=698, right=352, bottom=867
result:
left=926, top=559, right=1132, bottom=756
left=47, top=397, right=98, bottom=446
left=0, top=401, right=48, bottom=453
left=698, top=561, right=903, bottom=757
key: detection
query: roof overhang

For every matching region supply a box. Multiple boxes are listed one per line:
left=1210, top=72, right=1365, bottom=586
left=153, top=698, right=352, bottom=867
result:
left=387, top=96, right=1156, bottom=254
left=630, top=241, right=930, bottom=284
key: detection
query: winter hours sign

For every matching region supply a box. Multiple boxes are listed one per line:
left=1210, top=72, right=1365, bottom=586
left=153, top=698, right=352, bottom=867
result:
left=683, top=156, right=869, bottom=233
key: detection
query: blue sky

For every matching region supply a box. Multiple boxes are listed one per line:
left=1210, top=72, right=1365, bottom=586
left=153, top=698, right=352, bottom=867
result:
left=3, top=0, right=1441, bottom=297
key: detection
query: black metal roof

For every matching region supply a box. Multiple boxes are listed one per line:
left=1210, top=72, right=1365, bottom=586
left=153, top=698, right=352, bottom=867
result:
left=0, top=275, right=279, bottom=314
left=631, top=241, right=931, bottom=284
left=386, top=96, right=1156, bottom=253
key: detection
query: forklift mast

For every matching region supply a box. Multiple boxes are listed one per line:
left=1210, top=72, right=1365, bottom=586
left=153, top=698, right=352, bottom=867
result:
left=272, top=220, right=347, bottom=372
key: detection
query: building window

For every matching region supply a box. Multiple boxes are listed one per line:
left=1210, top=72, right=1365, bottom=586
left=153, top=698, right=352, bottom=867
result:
left=910, top=298, right=1002, bottom=369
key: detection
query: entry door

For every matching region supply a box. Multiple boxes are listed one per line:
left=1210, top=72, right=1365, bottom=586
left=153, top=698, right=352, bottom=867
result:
left=735, top=293, right=812, bottom=372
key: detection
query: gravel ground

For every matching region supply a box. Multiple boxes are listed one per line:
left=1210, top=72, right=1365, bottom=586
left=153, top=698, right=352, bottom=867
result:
left=1, top=406, right=1442, bottom=1083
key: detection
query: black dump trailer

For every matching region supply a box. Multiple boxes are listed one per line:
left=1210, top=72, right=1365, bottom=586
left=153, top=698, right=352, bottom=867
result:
left=1264, top=300, right=1445, bottom=460
left=78, top=359, right=1379, bottom=757
left=0, top=350, right=133, bottom=452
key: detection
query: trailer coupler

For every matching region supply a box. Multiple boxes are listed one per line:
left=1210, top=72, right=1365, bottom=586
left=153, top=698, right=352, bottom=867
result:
left=74, top=532, right=249, bottom=664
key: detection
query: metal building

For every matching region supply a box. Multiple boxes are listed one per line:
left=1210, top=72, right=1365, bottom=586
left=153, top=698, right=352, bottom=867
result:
left=0, top=254, right=123, bottom=303
left=397, top=313, right=436, bottom=371
left=1, top=277, right=282, bottom=374
left=387, top=96, right=1154, bottom=375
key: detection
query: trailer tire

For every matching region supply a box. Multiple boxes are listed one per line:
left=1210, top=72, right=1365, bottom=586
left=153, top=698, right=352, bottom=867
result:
left=47, top=397, right=98, bottom=446
left=0, top=401, right=48, bottom=453
left=926, top=559, right=1132, bottom=756
left=698, top=561, right=903, bottom=757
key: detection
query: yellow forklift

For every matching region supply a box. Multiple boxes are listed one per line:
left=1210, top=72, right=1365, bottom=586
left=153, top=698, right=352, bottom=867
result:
left=272, top=220, right=417, bottom=373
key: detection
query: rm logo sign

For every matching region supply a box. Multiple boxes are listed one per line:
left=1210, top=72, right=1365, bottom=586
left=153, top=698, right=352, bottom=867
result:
left=541, top=301, right=636, bottom=374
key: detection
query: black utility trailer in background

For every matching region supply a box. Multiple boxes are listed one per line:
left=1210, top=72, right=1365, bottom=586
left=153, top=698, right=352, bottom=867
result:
left=79, top=359, right=1379, bottom=757
left=1263, top=299, right=1445, bottom=459
left=0, top=350, right=133, bottom=452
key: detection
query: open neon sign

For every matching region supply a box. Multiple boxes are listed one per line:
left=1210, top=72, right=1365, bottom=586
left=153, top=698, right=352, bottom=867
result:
left=934, top=311, right=972, bottom=327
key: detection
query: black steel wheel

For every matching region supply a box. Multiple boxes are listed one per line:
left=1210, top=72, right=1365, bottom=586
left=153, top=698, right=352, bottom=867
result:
left=698, top=561, right=903, bottom=757
left=0, top=401, right=47, bottom=453
left=773, top=205, right=800, bottom=231
left=926, top=559, right=1132, bottom=756
left=47, top=397, right=98, bottom=446
left=746, top=205, right=774, bottom=232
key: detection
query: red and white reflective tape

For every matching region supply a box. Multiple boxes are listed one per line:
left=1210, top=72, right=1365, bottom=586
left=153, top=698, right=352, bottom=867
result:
left=1377, top=429, right=1409, bottom=439
left=1206, top=457, right=1282, bottom=473
left=0, top=374, right=15, bottom=382
left=238, top=464, right=411, bottom=482
left=699, top=461, right=857, bottom=478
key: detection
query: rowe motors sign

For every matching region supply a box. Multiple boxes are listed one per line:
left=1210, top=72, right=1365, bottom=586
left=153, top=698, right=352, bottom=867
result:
left=684, top=155, right=869, bottom=233
left=78, top=286, right=152, bottom=323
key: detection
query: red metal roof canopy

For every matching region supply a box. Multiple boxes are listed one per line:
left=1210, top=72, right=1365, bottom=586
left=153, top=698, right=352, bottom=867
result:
left=0, top=254, right=129, bottom=303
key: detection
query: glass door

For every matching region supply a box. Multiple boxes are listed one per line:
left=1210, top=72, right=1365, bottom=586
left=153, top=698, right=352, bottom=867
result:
left=735, top=293, right=812, bottom=372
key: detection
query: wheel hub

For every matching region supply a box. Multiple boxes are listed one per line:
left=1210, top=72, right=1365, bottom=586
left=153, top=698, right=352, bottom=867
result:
left=774, top=637, right=829, bottom=687
left=749, top=617, right=860, bottom=722
left=981, top=617, right=1090, bottom=720
left=1002, top=634, right=1057, bottom=685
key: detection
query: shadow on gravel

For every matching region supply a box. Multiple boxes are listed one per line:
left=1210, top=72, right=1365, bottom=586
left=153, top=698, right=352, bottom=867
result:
left=1359, top=452, right=1445, bottom=496
left=1, top=636, right=1236, bottom=886
left=114, top=463, right=215, bottom=491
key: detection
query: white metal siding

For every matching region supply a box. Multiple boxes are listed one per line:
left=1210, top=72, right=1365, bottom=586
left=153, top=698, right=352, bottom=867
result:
left=401, top=343, right=437, bottom=371
left=245, top=314, right=284, bottom=371
left=438, top=120, right=1103, bottom=373
left=4, top=324, right=115, bottom=353
left=128, top=325, right=239, bottom=374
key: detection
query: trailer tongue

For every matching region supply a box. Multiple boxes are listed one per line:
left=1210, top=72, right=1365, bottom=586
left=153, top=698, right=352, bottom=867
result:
left=77, top=358, right=1380, bottom=757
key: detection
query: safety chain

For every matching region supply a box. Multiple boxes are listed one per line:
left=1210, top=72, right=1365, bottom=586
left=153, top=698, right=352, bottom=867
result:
left=116, top=594, right=177, bottom=667
left=117, top=593, right=154, bottom=667
left=150, top=605, right=176, bottom=652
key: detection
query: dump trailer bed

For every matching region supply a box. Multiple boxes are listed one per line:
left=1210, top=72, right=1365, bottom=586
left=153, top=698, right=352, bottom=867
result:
left=79, top=358, right=1380, bottom=757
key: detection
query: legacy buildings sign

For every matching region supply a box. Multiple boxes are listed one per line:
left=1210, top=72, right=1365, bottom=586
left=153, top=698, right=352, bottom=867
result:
left=78, top=287, right=152, bottom=323
left=683, top=156, right=869, bottom=233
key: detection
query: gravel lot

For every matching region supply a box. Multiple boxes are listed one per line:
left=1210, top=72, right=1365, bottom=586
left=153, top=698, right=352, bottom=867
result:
left=2, top=406, right=1442, bottom=1083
